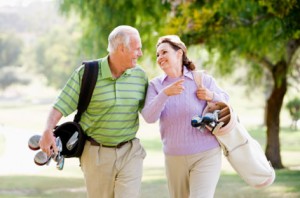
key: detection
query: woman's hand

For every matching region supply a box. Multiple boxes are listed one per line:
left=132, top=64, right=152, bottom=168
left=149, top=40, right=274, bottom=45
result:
left=196, top=87, right=214, bottom=101
left=164, top=79, right=185, bottom=96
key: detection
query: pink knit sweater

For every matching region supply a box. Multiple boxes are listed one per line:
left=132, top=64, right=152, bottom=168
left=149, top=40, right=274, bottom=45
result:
left=141, top=67, right=230, bottom=155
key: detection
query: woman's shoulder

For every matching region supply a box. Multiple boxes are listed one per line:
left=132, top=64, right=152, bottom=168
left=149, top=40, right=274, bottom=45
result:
left=147, top=74, right=166, bottom=89
left=150, top=74, right=165, bottom=82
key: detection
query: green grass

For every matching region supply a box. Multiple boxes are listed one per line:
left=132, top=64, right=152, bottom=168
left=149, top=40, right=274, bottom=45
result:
left=0, top=176, right=86, bottom=198
left=215, top=170, right=300, bottom=198
left=1, top=128, right=299, bottom=198
left=0, top=97, right=299, bottom=198
left=0, top=170, right=299, bottom=198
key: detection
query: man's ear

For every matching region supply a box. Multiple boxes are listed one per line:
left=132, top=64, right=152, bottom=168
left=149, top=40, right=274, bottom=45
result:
left=117, top=44, right=125, bottom=53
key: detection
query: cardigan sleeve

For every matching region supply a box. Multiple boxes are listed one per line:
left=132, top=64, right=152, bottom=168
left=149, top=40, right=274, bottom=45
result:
left=203, top=73, right=229, bottom=103
left=141, top=80, right=169, bottom=123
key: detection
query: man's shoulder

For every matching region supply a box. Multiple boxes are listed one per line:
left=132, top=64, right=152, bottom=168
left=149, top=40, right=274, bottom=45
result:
left=75, top=58, right=103, bottom=74
left=131, top=65, right=147, bottom=78
left=75, top=64, right=85, bottom=73
left=132, top=65, right=145, bottom=73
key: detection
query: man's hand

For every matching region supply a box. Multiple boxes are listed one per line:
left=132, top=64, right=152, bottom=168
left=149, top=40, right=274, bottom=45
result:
left=164, top=79, right=185, bottom=96
left=39, top=129, right=58, bottom=156
left=39, top=107, right=63, bottom=156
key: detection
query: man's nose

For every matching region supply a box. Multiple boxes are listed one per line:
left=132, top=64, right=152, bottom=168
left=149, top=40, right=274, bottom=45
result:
left=138, top=49, right=143, bottom=57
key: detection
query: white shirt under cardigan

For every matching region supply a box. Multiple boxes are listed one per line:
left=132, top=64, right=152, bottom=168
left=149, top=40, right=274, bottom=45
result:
left=141, top=67, right=230, bottom=156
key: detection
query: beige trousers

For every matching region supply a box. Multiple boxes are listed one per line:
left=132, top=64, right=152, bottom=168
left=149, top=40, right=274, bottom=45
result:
left=165, top=147, right=221, bottom=198
left=80, top=138, right=146, bottom=198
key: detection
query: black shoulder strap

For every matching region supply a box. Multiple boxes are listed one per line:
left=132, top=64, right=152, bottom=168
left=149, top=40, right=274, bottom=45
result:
left=73, top=60, right=99, bottom=123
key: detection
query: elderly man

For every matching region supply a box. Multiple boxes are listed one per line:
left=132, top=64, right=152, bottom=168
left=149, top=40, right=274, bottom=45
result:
left=39, top=25, right=148, bottom=198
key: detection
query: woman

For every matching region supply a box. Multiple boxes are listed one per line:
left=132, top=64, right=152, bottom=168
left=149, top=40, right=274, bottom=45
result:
left=141, top=35, right=229, bottom=198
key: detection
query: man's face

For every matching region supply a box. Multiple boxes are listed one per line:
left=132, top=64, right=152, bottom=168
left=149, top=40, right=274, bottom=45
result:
left=123, top=33, right=143, bottom=68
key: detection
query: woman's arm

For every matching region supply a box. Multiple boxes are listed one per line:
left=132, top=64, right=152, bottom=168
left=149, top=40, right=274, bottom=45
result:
left=141, top=78, right=184, bottom=123
left=141, top=82, right=168, bottom=123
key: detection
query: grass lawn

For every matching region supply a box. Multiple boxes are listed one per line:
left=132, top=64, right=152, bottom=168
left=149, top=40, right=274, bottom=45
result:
left=1, top=169, right=298, bottom=198
left=0, top=92, right=299, bottom=197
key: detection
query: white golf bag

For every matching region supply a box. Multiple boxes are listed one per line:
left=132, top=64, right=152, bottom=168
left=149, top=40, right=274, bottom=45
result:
left=192, top=70, right=275, bottom=188
left=203, top=101, right=275, bottom=188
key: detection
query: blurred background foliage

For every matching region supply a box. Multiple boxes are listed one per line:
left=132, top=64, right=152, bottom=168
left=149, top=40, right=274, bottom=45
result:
left=59, top=0, right=171, bottom=58
left=0, top=1, right=83, bottom=89
left=0, top=0, right=299, bottom=168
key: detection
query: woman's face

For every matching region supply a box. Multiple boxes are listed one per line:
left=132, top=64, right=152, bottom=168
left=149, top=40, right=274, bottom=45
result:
left=156, top=42, right=182, bottom=73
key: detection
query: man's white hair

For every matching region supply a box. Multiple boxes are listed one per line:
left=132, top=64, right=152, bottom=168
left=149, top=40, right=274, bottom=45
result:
left=107, top=25, right=140, bottom=53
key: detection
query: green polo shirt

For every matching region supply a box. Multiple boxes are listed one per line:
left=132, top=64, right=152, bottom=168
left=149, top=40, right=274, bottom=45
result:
left=53, top=56, right=148, bottom=146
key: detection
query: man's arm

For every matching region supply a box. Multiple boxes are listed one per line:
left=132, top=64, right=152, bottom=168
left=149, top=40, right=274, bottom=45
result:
left=39, top=107, right=63, bottom=156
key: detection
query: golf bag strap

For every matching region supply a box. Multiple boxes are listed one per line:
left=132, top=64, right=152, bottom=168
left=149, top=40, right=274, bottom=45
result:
left=193, top=70, right=228, bottom=153
left=192, top=70, right=204, bottom=88
left=73, top=60, right=99, bottom=123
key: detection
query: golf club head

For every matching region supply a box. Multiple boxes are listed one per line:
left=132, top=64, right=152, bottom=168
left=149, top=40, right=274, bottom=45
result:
left=201, top=113, right=217, bottom=125
left=56, top=137, right=63, bottom=152
left=191, top=115, right=203, bottom=128
left=34, top=151, right=51, bottom=166
left=66, top=131, right=79, bottom=151
left=28, top=135, right=41, bottom=150
left=56, top=156, right=65, bottom=170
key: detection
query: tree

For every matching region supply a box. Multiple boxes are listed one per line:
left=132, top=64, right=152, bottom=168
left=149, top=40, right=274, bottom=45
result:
left=286, top=97, right=300, bottom=130
left=0, top=33, right=23, bottom=67
left=164, top=0, right=300, bottom=168
left=0, top=66, right=30, bottom=90
left=58, top=0, right=170, bottom=57
left=30, top=26, right=84, bottom=88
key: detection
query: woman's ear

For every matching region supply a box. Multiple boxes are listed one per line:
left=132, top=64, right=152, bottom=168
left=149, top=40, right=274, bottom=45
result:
left=177, top=49, right=183, bottom=57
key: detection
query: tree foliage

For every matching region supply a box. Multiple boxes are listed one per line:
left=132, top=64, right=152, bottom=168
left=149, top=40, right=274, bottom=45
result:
left=27, top=25, right=83, bottom=88
left=58, top=0, right=171, bottom=57
left=0, top=33, right=23, bottom=67
left=165, top=0, right=300, bottom=77
left=0, top=66, right=30, bottom=90
left=0, top=1, right=85, bottom=89
left=286, top=97, right=300, bottom=130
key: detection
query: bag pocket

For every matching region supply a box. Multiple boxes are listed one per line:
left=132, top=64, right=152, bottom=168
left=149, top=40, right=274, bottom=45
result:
left=216, top=123, right=248, bottom=155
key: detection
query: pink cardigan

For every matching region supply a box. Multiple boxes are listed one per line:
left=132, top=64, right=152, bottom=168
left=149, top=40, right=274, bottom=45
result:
left=141, top=67, right=229, bottom=155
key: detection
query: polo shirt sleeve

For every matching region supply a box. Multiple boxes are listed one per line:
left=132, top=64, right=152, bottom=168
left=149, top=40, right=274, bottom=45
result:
left=53, top=65, right=84, bottom=117
left=138, top=74, right=149, bottom=111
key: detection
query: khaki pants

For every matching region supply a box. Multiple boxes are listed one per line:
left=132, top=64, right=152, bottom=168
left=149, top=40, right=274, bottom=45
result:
left=80, top=138, right=146, bottom=198
left=165, top=147, right=221, bottom=198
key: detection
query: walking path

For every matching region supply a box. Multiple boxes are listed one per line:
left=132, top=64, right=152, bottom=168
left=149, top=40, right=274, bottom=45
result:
left=0, top=126, right=83, bottom=177
left=0, top=126, right=41, bottom=175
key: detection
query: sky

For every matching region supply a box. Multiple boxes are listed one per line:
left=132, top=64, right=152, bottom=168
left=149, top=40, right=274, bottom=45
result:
left=0, top=0, right=51, bottom=7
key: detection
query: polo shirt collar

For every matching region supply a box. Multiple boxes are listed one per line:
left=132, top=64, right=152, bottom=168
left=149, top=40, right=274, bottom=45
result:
left=100, top=55, right=132, bottom=79
left=159, top=66, right=193, bottom=84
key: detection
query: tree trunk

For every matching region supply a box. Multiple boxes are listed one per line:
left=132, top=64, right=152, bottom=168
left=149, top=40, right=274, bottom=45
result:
left=265, top=60, right=287, bottom=169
